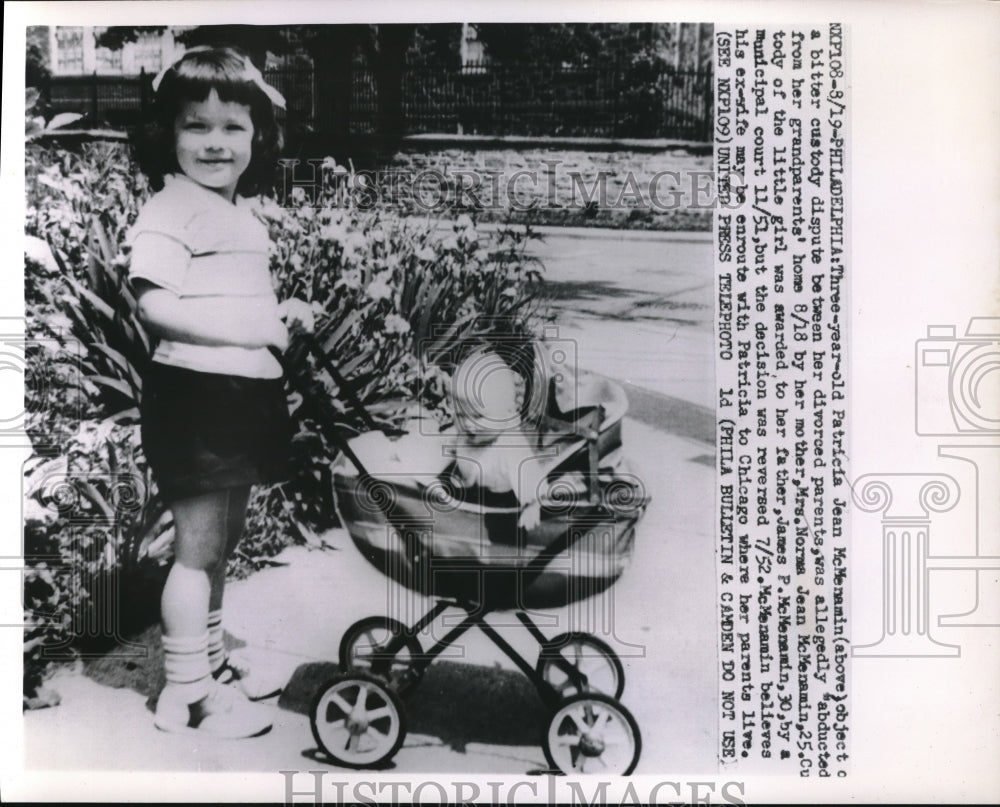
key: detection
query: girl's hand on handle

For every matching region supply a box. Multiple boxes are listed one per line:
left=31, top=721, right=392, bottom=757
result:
left=278, top=298, right=319, bottom=335
left=518, top=499, right=542, bottom=530
left=265, top=317, right=290, bottom=353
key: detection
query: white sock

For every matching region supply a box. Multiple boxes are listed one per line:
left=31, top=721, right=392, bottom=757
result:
left=207, top=609, right=226, bottom=674
left=161, top=632, right=211, bottom=704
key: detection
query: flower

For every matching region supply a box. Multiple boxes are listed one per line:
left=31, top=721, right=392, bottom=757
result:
left=322, top=156, right=338, bottom=170
left=320, top=220, right=349, bottom=245
left=24, top=235, right=58, bottom=273
left=440, top=235, right=459, bottom=252
left=383, top=313, right=411, bottom=335
left=344, top=232, right=368, bottom=257
left=42, top=313, right=74, bottom=335
left=368, top=227, right=386, bottom=244
left=454, top=214, right=474, bottom=230
left=291, top=187, right=307, bottom=204
left=338, top=269, right=361, bottom=290
left=415, top=246, right=436, bottom=262
left=366, top=275, right=393, bottom=302
left=253, top=195, right=285, bottom=223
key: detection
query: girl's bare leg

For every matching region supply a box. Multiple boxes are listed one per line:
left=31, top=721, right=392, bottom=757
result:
left=207, top=487, right=252, bottom=678
left=208, top=486, right=253, bottom=613
left=156, top=488, right=272, bottom=736
left=162, top=490, right=231, bottom=637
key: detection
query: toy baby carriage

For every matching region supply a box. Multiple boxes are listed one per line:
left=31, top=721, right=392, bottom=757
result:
left=285, top=337, right=650, bottom=774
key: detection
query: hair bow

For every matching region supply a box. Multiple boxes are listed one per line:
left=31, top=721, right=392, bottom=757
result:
left=150, top=46, right=286, bottom=109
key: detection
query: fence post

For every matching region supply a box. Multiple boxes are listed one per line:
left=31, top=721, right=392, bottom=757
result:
left=611, top=58, right=620, bottom=139
left=498, top=64, right=505, bottom=137
left=91, top=70, right=99, bottom=122
left=139, top=67, right=148, bottom=124
left=40, top=71, right=52, bottom=109
left=704, top=71, right=713, bottom=142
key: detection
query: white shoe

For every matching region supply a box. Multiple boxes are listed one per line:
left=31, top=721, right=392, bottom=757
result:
left=212, top=652, right=284, bottom=701
left=154, top=681, right=273, bottom=738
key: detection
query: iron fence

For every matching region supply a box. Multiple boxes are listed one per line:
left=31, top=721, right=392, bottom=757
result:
left=43, top=61, right=713, bottom=141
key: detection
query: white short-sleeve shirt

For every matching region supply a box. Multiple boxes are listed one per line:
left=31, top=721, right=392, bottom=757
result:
left=127, top=173, right=282, bottom=379
left=450, top=432, right=541, bottom=499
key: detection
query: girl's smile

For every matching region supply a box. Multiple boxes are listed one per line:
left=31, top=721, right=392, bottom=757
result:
left=174, top=89, right=254, bottom=200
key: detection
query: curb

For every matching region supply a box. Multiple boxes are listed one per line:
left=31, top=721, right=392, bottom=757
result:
left=520, top=224, right=714, bottom=244
left=584, top=369, right=715, bottom=446
left=432, top=219, right=713, bottom=243
left=398, top=133, right=712, bottom=154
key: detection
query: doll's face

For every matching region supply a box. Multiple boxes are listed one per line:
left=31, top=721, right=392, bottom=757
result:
left=453, top=362, right=521, bottom=444
left=174, top=89, right=254, bottom=200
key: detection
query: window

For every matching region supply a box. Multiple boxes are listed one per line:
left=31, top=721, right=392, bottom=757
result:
left=96, top=46, right=122, bottom=74
left=135, top=31, right=163, bottom=73
left=55, top=27, right=84, bottom=74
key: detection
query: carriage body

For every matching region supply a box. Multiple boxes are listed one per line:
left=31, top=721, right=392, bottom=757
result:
left=331, top=373, right=649, bottom=610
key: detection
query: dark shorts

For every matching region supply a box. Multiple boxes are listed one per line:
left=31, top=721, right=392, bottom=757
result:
left=140, top=362, right=293, bottom=503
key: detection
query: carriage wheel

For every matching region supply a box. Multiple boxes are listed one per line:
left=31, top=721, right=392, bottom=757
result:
left=536, top=633, right=625, bottom=699
left=310, top=673, right=406, bottom=769
left=339, top=616, right=423, bottom=695
left=542, top=693, right=641, bottom=775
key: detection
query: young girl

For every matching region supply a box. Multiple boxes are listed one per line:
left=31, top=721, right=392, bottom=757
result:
left=129, top=47, right=311, bottom=738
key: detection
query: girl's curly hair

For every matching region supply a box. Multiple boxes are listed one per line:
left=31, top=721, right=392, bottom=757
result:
left=134, top=46, right=283, bottom=197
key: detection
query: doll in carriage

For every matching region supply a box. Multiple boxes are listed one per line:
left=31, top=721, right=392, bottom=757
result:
left=294, top=339, right=650, bottom=774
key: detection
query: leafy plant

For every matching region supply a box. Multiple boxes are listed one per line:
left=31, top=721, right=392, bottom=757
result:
left=25, top=87, right=82, bottom=141
left=22, top=421, right=171, bottom=705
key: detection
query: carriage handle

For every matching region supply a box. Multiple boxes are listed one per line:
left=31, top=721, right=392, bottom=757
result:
left=269, top=337, right=383, bottom=480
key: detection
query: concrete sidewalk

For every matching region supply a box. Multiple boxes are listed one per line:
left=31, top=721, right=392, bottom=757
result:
left=530, top=227, right=714, bottom=411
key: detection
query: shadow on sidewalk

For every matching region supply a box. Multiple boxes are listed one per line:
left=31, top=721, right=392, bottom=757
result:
left=82, top=621, right=249, bottom=706
left=281, top=659, right=546, bottom=752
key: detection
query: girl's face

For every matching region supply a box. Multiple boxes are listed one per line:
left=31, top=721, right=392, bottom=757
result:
left=173, top=88, right=254, bottom=200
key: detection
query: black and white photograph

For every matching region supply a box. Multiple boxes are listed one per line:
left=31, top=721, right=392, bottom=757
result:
left=4, top=2, right=999, bottom=804
left=15, top=10, right=719, bottom=788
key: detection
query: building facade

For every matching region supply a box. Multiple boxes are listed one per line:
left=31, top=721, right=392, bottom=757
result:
left=48, top=26, right=185, bottom=76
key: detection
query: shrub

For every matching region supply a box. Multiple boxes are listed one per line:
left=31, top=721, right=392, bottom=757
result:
left=22, top=420, right=171, bottom=705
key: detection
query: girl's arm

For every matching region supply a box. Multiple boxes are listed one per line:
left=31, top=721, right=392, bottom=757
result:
left=129, top=229, right=288, bottom=350
left=135, top=281, right=288, bottom=350
left=512, top=451, right=548, bottom=529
